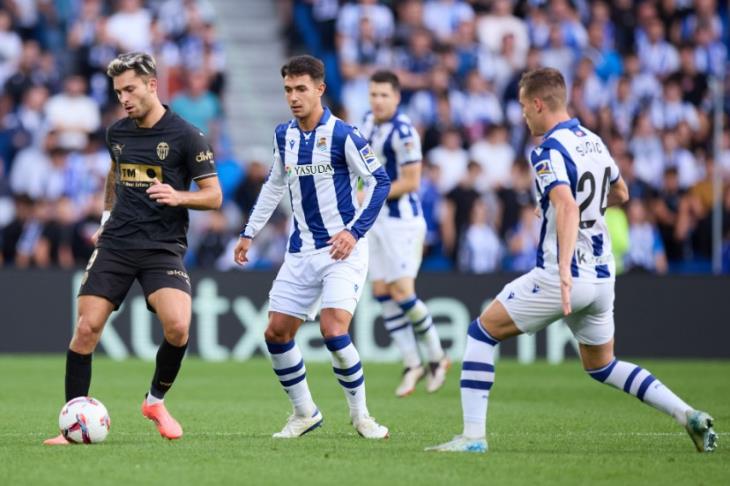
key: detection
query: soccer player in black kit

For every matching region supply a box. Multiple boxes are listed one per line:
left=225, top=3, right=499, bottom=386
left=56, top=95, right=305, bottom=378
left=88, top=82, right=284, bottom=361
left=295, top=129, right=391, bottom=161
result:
left=45, top=52, right=222, bottom=444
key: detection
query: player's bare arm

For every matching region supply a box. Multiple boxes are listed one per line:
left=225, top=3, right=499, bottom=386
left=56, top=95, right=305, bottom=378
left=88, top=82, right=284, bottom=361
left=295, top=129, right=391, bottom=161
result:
left=607, top=176, right=629, bottom=207
left=92, top=160, right=117, bottom=245
left=146, top=176, right=222, bottom=209
left=103, top=160, right=117, bottom=210
left=387, top=162, right=421, bottom=199
left=549, top=184, right=579, bottom=316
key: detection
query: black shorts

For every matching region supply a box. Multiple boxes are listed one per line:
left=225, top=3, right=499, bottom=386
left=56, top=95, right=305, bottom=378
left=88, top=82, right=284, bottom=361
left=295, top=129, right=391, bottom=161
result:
left=78, top=247, right=191, bottom=312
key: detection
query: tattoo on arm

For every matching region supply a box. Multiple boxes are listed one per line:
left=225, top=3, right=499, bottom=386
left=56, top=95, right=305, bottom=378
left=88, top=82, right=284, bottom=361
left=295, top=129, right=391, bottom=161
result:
left=104, top=161, right=116, bottom=210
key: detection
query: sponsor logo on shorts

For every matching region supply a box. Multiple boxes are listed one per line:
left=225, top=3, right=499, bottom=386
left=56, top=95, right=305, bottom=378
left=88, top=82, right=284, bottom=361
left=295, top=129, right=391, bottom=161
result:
left=166, top=269, right=190, bottom=284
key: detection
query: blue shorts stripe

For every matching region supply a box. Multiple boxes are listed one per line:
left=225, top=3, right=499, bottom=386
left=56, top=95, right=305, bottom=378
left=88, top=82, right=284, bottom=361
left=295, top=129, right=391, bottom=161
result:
left=280, top=373, right=306, bottom=387
left=274, top=359, right=304, bottom=376
left=623, top=366, right=642, bottom=393
left=462, top=361, right=495, bottom=372
left=636, top=375, right=656, bottom=401
left=338, top=375, right=365, bottom=389
left=467, top=320, right=498, bottom=346
left=266, top=340, right=295, bottom=354
left=460, top=379, right=493, bottom=391
left=333, top=361, right=362, bottom=376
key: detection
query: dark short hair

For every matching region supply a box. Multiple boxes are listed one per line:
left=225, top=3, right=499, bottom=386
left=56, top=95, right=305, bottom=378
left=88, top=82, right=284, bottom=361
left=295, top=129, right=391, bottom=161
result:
left=106, top=52, right=157, bottom=78
left=280, top=55, right=325, bottom=82
left=518, top=67, right=567, bottom=111
left=369, top=70, right=400, bottom=91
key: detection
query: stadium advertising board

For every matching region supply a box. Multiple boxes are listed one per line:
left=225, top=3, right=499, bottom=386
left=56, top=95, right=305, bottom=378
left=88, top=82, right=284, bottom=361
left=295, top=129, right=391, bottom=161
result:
left=1, top=270, right=728, bottom=360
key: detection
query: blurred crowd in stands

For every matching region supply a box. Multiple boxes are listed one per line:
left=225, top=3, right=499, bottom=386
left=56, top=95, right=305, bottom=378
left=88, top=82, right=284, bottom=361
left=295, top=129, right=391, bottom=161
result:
left=282, top=0, right=730, bottom=274
left=1, top=0, right=729, bottom=275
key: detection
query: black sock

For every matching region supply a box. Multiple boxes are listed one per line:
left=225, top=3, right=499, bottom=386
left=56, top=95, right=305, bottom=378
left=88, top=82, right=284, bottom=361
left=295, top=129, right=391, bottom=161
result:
left=65, top=349, right=92, bottom=402
left=149, top=339, right=188, bottom=399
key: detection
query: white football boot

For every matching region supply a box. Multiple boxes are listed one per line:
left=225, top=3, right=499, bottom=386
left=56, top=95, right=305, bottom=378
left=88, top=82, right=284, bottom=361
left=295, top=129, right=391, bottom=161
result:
left=353, top=415, right=389, bottom=439
left=684, top=410, right=717, bottom=452
left=425, top=435, right=487, bottom=453
left=396, top=365, right=425, bottom=397
left=272, top=409, right=323, bottom=438
left=425, top=357, right=451, bottom=393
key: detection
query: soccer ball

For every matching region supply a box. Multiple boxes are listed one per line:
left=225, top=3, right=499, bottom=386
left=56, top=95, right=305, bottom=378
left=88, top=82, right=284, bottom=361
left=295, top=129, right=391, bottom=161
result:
left=59, top=397, right=111, bottom=444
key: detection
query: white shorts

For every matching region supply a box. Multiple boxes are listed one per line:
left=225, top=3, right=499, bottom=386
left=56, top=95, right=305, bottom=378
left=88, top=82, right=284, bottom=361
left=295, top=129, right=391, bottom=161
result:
left=368, top=216, right=426, bottom=283
left=268, top=239, right=368, bottom=321
left=496, top=268, right=615, bottom=345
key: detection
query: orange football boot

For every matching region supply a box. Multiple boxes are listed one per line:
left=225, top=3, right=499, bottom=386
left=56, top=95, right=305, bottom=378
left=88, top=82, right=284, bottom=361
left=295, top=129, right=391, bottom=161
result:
left=141, top=398, right=183, bottom=440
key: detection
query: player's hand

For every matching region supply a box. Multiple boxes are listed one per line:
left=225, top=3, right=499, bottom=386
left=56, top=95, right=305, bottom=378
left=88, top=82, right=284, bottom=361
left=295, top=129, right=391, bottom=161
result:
left=146, top=178, right=181, bottom=206
left=233, top=236, right=252, bottom=265
left=559, top=265, right=572, bottom=316
left=328, top=230, right=356, bottom=261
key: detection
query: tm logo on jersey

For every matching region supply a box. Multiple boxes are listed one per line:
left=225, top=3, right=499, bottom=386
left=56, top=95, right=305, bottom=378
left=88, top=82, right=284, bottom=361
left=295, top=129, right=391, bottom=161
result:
left=359, top=145, right=376, bottom=164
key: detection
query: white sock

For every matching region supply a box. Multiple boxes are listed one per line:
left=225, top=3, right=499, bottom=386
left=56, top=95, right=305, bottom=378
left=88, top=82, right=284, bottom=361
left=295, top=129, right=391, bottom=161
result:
left=398, top=296, right=444, bottom=362
left=588, top=359, right=692, bottom=426
left=325, top=334, right=369, bottom=421
left=460, top=319, right=498, bottom=439
left=146, top=391, right=164, bottom=404
left=266, top=340, right=317, bottom=417
left=377, top=295, right=421, bottom=369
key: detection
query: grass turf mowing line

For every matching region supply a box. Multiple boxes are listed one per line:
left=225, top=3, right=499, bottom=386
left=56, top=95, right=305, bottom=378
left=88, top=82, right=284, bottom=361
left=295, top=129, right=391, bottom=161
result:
left=0, top=356, right=727, bottom=485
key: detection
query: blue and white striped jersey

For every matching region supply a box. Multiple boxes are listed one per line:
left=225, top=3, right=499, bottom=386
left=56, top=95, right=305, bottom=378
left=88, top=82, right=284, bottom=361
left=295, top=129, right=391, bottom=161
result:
left=360, top=110, right=422, bottom=220
left=530, top=118, right=620, bottom=281
left=241, top=107, right=391, bottom=253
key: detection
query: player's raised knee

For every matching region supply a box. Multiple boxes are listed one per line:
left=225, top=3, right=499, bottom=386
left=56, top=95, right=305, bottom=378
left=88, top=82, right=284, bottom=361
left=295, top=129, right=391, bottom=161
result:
left=162, top=320, right=189, bottom=346
left=264, top=325, right=291, bottom=344
left=74, top=315, right=104, bottom=341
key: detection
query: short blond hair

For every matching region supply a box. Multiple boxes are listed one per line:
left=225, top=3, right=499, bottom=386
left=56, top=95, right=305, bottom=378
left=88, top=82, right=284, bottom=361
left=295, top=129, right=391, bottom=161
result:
left=106, top=52, right=157, bottom=79
left=518, top=68, right=567, bottom=111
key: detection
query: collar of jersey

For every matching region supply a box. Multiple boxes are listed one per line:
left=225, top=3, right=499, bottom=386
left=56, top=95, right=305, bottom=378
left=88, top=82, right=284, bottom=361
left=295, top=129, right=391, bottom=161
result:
left=542, top=117, right=579, bottom=140
left=289, top=106, right=332, bottom=131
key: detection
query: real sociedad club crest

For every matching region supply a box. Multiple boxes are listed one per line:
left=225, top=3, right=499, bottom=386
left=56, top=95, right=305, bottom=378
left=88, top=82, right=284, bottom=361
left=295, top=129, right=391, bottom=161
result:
left=156, top=141, right=169, bottom=160
left=316, top=137, right=327, bottom=151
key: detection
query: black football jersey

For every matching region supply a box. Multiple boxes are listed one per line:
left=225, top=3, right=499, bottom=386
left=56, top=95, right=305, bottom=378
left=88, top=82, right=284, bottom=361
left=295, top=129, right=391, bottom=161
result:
left=98, top=107, right=217, bottom=256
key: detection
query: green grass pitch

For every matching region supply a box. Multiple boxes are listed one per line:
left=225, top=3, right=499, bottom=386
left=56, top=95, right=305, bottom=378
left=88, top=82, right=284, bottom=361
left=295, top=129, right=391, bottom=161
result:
left=1, top=356, right=727, bottom=485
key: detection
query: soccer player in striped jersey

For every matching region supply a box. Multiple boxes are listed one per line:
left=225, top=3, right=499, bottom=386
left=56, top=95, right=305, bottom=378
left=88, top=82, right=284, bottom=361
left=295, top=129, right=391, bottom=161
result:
left=427, top=68, right=716, bottom=453
left=233, top=55, right=391, bottom=439
left=360, top=70, right=449, bottom=397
